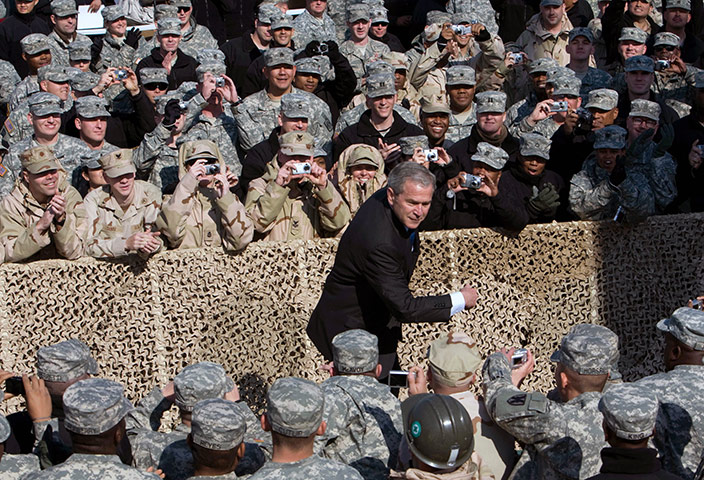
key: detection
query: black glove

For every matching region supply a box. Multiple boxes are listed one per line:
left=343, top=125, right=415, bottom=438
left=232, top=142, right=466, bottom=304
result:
left=125, top=28, right=141, bottom=49
left=653, top=123, right=674, bottom=158
left=324, top=40, right=339, bottom=55
left=625, top=128, right=654, bottom=160
left=162, top=99, right=183, bottom=129
left=609, top=156, right=627, bottom=187
left=526, top=184, right=560, bottom=217
left=304, top=40, right=321, bottom=57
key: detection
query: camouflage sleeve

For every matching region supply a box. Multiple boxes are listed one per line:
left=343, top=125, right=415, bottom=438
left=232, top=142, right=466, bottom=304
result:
left=648, top=154, right=677, bottom=212
left=568, top=172, right=613, bottom=220
left=474, top=35, right=505, bottom=82
left=126, top=386, right=173, bottom=437
left=233, top=104, right=263, bottom=152
left=509, top=116, right=537, bottom=137
left=617, top=169, right=656, bottom=219
left=155, top=173, right=197, bottom=248
left=0, top=197, right=52, bottom=262
left=315, top=384, right=353, bottom=454
left=409, top=43, right=446, bottom=91
left=0, top=63, right=21, bottom=106
left=214, top=192, right=254, bottom=252
left=133, top=124, right=172, bottom=176
left=51, top=187, right=85, bottom=260
left=0, top=154, right=18, bottom=198
left=244, top=177, right=290, bottom=234
left=32, top=418, right=59, bottom=449
left=315, top=181, right=351, bottom=234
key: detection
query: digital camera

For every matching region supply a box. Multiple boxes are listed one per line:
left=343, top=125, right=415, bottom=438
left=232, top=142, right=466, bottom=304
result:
left=215, top=77, right=226, bottom=87
left=423, top=149, right=439, bottom=162
left=511, top=348, right=528, bottom=368
left=550, top=101, right=568, bottom=112
left=204, top=164, right=220, bottom=175
left=313, top=42, right=329, bottom=55
left=115, top=69, right=128, bottom=81
left=451, top=24, right=474, bottom=35
left=462, top=173, right=482, bottom=189
left=655, top=59, right=671, bottom=71
left=509, top=52, right=524, bottom=63
left=291, top=162, right=312, bottom=175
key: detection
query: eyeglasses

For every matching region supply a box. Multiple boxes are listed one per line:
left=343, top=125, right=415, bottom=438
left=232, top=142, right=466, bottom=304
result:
left=177, top=6, right=190, bottom=12
left=144, top=83, right=169, bottom=91
left=655, top=45, right=677, bottom=51
left=371, top=22, right=388, bottom=26
left=631, top=117, right=657, bottom=127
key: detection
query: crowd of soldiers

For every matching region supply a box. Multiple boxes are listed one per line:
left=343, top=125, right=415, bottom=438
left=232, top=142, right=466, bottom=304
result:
left=0, top=0, right=702, bottom=262
left=2, top=305, right=704, bottom=479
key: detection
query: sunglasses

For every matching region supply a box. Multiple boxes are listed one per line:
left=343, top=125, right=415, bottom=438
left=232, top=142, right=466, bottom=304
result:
left=177, top=6, right=190, bottom=12
left=144, top=83, right=168, bottom=91
left=655, top=45, right=677, bottom=51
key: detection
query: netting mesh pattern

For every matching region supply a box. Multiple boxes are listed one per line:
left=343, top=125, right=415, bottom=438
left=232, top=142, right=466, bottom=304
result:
left=1, top=214, right=702, bottom=415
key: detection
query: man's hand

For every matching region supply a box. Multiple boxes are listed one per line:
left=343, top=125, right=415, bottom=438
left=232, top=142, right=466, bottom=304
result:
left=442, top=39, right=460, bottom=59
left=304, top=161, right=328, bottom=188
left=213, top=172, right=230, bottom=198
left=187, top=159, right=207, bottom=184
left=435, top=147, right=451, bottom=166
left=139, top=227, right=162, bottom=254
left=528, top=100, right=556, bottom=125
left=499, top=348, right=535, bottom=387
left=669, top=56, right=687, bottom=75
left=562, top=109, right=579, bottom=135
left=408, top=366, right=428, bottom=395
left=688, top=295, right=704, bottom=308
left=126, top=230, right=161, bottom=252
left=477, top=173, right=498, bottom=197
left=162, top=51, right=177, bottom=74
left=319, top=361, right=334, bottom=377
left=275, top=160, right=298, bottom=187
left=410, top=147, right=429, bottom=168
left=225, top=166, right=238, bottom=190
left=88, top=0, right=101, bottom=12
left=219, top=74, right=239, bottom=104
left=23, top=375, right=52, bottom=422
left=1, top=370, right=14, bottom=399
left=48, top=193, right=67, bottom=225
left=378, top=138, right=402, bottom=164
left=460, top=284, right=478, bottom=309
left=161, top=381, right=176, bottom=402
left=470, top=23, right=485, bottom=36
left=688, top=139, right=703, bottom=170
left=653, top=123, right=674, bottom=158
left=122, top=68, right=140, bottom=96
left=36, top=205, right=56, bottom=234
left=146, top=467, right=166, bottom=479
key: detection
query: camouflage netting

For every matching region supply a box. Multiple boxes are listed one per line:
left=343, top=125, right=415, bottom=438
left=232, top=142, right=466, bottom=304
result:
left=1, top=214, right=703, bottom=419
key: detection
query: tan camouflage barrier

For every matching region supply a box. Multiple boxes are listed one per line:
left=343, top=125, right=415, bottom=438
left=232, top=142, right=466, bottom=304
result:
left=1, top=213, right=703, bottom=417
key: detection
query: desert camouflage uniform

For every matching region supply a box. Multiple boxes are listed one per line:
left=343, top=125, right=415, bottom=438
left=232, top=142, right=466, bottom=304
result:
left=516, top=14, right=574, bottom=66
left=245, top=158, right=351, bottom=241
left=179, top=113, right=242, bottom=176
left=0, top=134, right=85, bottom=197
left=249, top=454, right=363, bottom=480
left=577, top=67, right=612, bottom=96
left=0, top=454, right=40, bottom=479
left=234, top=88, right=333, bottom=152
left=292, top=9, right=337, bottom=48
left=46, top=31, right=91, bottom=66
left=22, top=454, right=159, bottom=480
left=334, top=144, right=387, bottom=216
left=0, top=171, right=84, bottom=262
left=446, top=106, right=478, bottom=143
left=317, top=375, right=403, bottom=480
left=335, top=103, right=418, bottom=135
left=445, top=0, right=499, bottom=36
left=568, top=152, right=655, bottom=221
left=340, top=39, right=390, bottom=92
left=133, top=124, right=180, bottom=191
left=81, top=181, right=164, bottom=258
left=0, top=60, right=21, bottom=108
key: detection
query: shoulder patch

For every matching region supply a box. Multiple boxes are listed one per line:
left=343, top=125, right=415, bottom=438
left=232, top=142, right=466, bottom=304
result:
left=0, top=162, right=6, bottom=177
left=4, top=117, right=14, bottom=134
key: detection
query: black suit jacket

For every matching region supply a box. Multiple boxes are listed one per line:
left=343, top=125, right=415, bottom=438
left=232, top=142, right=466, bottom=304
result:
left=307, top=188, right=452, bottom=365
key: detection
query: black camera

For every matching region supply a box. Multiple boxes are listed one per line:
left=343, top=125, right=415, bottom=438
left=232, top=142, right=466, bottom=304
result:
left=5, top=376, right=24, bottom=396
left=313, top=42, right=329, bottom=56
left=575, top=108, right=593, bottom=131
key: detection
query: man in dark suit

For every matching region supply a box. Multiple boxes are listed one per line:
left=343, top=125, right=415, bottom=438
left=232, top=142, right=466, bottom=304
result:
left=307, top=162, right=478, bottom=377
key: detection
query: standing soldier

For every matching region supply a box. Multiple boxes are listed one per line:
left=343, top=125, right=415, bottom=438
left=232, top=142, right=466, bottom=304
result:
left=92, top=5, right=142, bottom=74
left=46, top=0, right=90, bottom=67
left=340, top=4, right=390, bottom=93
left=292, top=0, right=337, bottom=48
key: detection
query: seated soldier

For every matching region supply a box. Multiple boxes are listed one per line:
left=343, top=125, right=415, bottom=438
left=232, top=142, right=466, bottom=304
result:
left=0, top=414, right=39, bottom=478
left=0, top=146, right=83, bottom=263
left=246, top=131, right=351, bottom=242
left=334, top=144, right=387, bottom=217
left=186, top=398, right=248, bottom=479
left=316, top=330, right=403, bottom=479
left=250, top=377, right=363, bottom=480
left=569, top=125, right=655, bottom=222
left=391, top=393, right=494, bottom=479
left=157, top=140, right=253, bottom=252
left=82, top=149, right=163, bottom=259
left=586, top=383, right=681, bottom=480
left=22, top=378, right=159, bottom=479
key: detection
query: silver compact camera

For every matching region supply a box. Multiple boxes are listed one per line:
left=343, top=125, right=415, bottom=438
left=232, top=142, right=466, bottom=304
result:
left=655, top=59, right=671, bottom=71
left=511, top=348, right=528, bottom=368
left=215, top=76, right=226, bottom=87
left=550, top=100, right=568, bottom=112
left=692, top=298, right=703, bottom=310
left=423, top=149, right=438, bottom=162
left=178, top=101, right=188, bottom=111
left=115, top=69, right=128, bottom=81
left=204, top=164, right=220, bottom=175
left=291, top=162, right=312, bottom=175
left=462, top=173, right=482, bottom=189
left=509, top=52, right=524, bottom=63
left=451, top=24, right=474, bottom=35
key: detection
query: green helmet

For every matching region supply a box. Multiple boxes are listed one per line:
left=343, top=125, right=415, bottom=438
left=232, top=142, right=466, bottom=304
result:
left=401, top=394, right=474, bottom=470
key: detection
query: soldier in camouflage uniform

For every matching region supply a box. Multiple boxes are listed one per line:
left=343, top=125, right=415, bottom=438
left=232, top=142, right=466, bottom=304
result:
left=505, top=58, right=556, bottom=133
left=635, top=308, right=704, bottom=480
left=156, top=140, right=253, bottom=251
left=516, top=0, right=575, bottom=66
left=445, top=66, right=477, bottom=143
left=186, top=398, right=249, bottom=480
left=81, top=149, right=163, bottom=259
left=46, top=0, right=90, bottom=67
left=651, top=32, right=699, bottom=118
left=292, top=0, right=337, bottom=48
left=340, top=4, right=390, bottom=93
left=171, top=0, right=218, bottom=58
left=315, top=329, right=403, bottom=480
left=0, top=415, right=40, bottom=478
left=0, top=146, right=84, bottom=262
left=0, top=60, right=21, bottom=115
left=132, top=4, right=179, bottom=63
left=234, top=48, right=334, bottom=153
left=602, top=27, right=648, bottom=77
left=68, top=39, right=93, bottom=72
left=333, top=144, right=387, bottom=217
left=482, top=323, right=620, bottom=480
left=565, top=27, right=612, bottom=96
left=72, top=96, right=118, bottom=160
left=246, top=131, right=351, bottom=241
left=8, top=34, right=52, bottom=111
left=1, top=93, right=85, bottom=198
left=569, top=125, right=655, bottom=221
left=23, top=378, right=160, bottom=479
left=250, top=377, right=363, bottom=480
left=93, top=6, right=141, bottom=74
left=512, top=74, right=582, bottom=139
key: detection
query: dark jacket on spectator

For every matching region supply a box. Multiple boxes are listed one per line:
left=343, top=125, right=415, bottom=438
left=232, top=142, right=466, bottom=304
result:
left=136, top=48, right=198, bottom=91
left=549, top=125, right=595, bottom=184
left=501, top=162, right=568, bottom=222
left=192, top=0, right=249, bottom=43
left=221, top=31, right=265, bottom=91
left=669, top=113, right=704, bottom=212
left=489, top=0, right=540, bottom=42
left=0, top=11, right=51, bottom=79
left=566, top=0, right=594, bottom=28
left=615, top=91, right=680, bottom=127
left=236, top=127, right=279, bottom=200
left=370, top=31, right=405, bottom=52
left=585, top=448, right=683, bottom=480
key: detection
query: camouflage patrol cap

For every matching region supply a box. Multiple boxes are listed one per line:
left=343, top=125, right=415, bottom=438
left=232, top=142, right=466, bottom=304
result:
left=629, top=99, right=660, bottom=121
left=75, top=96, right=109, bottom=119
left=266, top=377, right=324, bottom=437
left=599, top=383, right=658, bottom=440
left=295, top=57, right=322, bottom=76
left=569, top=26, right=594, bottom=43
left=281, top=93, right=311, bottom=120
left=420, top=94, right=451, bottom=114
left=68, top=40, right=93, bottom=62
left=593, top=125, right=627, bottom=149
left=550, top=324, right=619, bottom=375
left=475, top=91, right=506, bottom=114
left=28, top=92, right=63, bottom=117
left=585, top=88, right=619, bottom=111
left=21, top=145, right=61, bottom=174
left=155, top=4, right=178, bottom=19
left=381, top=52, right=409, bottom=71
left=625, top=55, right=654, bottom=73
left=471, top=142, right=508, bottom=170
left=654, top=32, right=680, bottom=48
left=174, top=361, right=235, bottom=412
left=21, top=34, right=50, bottom=55
left=347, top=4, right=370, bottom=22
left=657, top=307, right=704, bottom=350
left=264, top=47, right=295, bottom=67
left=99, top=149, right=136, bottom=178
left=38, top=65, right=70, bottom=83
left=37, top=339, right=99, bottom=382
left=666, top=0, right=690, bottom=9
left=63, top=378, right=133, bottom=435
left=332, top=329, right=379, bottom=373
left=370, top=6, right=389, bottom=23
left=519, top=133, right=552, bottom=160
left=191, top=398, right=247, bottom=450
left=101, top=5, right=126, bottom=22
left=279, top=131, right=315, bottom=156
left=541, top=0, right=564, bottom=6
left=183, top=139, right=220, bottom=163
left=528, top=57, right=559, bottom=75
left=197, top=49, right=226, bottom=65
left=399, top=135, right=429, bottom=155
left=546, top=65, right=575, bottom=84
left=426, top=10, right=451, bottom=25
left=365, top=60, right=394, bottom=77
left=51, top=0, right=78, bottom=16
left=618, top=27, right=648, bottom=43
left=366, top=73, right=396, bottom=98
left=270, top=12, right=294, bottom=30
left=158, top=17, right=182, bottom=36
left=155, top=92, right=181, bottom=115
left=140, top=67, right=168, bottom=86
left=428, top=332, right=482, bottom=387
left=257, top=4, right=280, bottom=23
left=551, top=76, right=581, bottom=96
left=347, top=144, right=383, bottom=168
left=81, top=150, right=102, bottom=170
left=446, top=65, right=476, bottom=86
left=171, top=0, right=193, bottom=8
left=196, top=62, right=226, bottom=79
left=696, top=70, right=704, bottom=88
left=0, top=416, right=10, bottom=444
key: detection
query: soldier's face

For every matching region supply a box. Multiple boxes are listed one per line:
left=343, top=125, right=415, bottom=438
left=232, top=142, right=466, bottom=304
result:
left=590, top=107, right=619, bottom=129
left=30, top=113, right=61, bottom=138
left=266, top=64, right=295, bottom=90
left=664, top=7, right=690, bottom=28
left=159, top=34, right=181, bottom=53
left=255, top=21, right=272, bottom=42
left=43, top=80, right=71, bottom=102
left=530, top=72, right=548, bottom=90
left=625, top=70, right=653, bottom=95
left=654, top=45, right=679, bottom=61
left=393, top=70, right=407, bottom=90
left=25, top=169, right=59, bottom=199
left=77, top=116, right=107, bottom=144
left=143, top=83, right=169, bottom=104
left=387, top=180, right=434, bottom=230
left=294, top=72, right=320, bottom=92
left=477, top=111, right=506, bottom=136
left=453, top=23, right=472, bottom=47
left=106, top=172, right=135, bottom=199
left=107, top=17, right=127, bottom=37
left=421, top=112, right=449, bottom=141
left=540, top=4, right=564, bottom=27
left=627, top=115, right=658, bottom=138
left=70, top=59, right=90, bottom=72
left=15, top=0, right=38, bottom=14
left=596, top=148, right=624, bottom=172
left=52, top=14, right=77, bottom=36
left=367, top=94, right=395, bottom=120
left=25, top=50, right=52, bottom=71
left=448, top=85, right=475, bottom=111
left=627, top=0, right=651, bottom=18
left=349, top=164, right=377, bottom=184
left=279, top=114, right=309, bottom=133
left=272, top=27, right=293, bottom=46
left=618, top=41, right=646, bottom=60
left=566, top=37, right=593, bottom=61
left=177, top=6, right=191, bottom=26
left=371, top=21, right=388, bottom=37
left=472, top=162, right=501, bottom=186
left=348, top=19, right=370, bottom=41
left=520, top=155, right=547, bottom=176
left=307, top=0, right=327, bottom=16
left=551, top=94, right=581, bottom=121
left=82, top=167, right=108, bottom=190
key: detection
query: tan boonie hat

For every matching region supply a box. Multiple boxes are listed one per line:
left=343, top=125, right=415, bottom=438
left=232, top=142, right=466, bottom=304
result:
left=21, top=146, right=61, bottom=174
left=183, top=140, right=220, bottom=163
left=279, top=131, right=315, bottom=156
left=100, top=149, right=136, bottom=178
left=21, top=34, right=50, bottom=55
left=428, top=332, right=482, bottom=387
left=420, top=95, right=451, bottom=114
left=347, top=144, right=382, bottom=168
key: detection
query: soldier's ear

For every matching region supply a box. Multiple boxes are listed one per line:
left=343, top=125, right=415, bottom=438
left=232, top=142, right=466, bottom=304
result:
left=75, top=117, right=82, bottom=130
left=236, top=442, right=246, bottom=460
left=260, top=414, right=271, bottom=432
left=316, top=420, right=327, bottom=436
left=374, top=364, right=382, bottom=378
